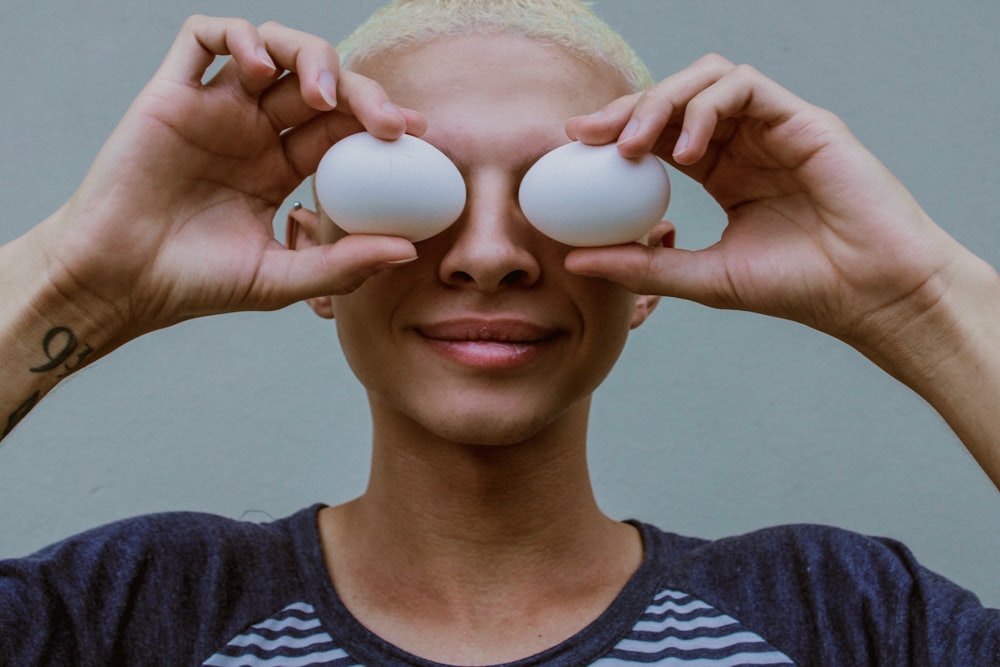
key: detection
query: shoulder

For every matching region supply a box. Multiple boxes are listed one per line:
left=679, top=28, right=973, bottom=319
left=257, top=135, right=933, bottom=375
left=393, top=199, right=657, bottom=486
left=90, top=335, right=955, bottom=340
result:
left=642, top=521, right=937, bottom=586
left=0, top=506, right=321, bottom=663
left=638, top=521, right=1000, bottom=664
left=15, top=508, right=302, bottom=574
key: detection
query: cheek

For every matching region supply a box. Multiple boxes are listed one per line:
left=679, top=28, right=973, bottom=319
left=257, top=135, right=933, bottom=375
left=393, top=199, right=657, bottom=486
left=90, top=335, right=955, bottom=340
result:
left=576, top=282, right=639, bottom=363
left=582, top=280, right=639, bottom=329
left=329, top=283, right=395, bottom=381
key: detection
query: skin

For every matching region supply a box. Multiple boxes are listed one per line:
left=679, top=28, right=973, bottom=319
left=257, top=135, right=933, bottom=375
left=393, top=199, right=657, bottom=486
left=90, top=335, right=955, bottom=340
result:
left=296, top=35, right=656, bottom=663
left=1, top=13, right=999, bottom=667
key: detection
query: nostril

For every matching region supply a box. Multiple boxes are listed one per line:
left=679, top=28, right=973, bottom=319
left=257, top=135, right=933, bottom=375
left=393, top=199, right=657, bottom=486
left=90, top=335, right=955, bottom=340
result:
left=501, top=270, right=529, bottom=286
left=450, top=271, right=475, bottom=284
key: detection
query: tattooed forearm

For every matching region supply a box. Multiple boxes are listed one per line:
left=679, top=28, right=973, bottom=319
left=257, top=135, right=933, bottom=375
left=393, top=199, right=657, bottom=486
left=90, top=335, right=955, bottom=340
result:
left=29, top=326, right=94, bottom=377
left=3, top=391, right=40, bottom=439
left=2, top=325, right=93, bottom=440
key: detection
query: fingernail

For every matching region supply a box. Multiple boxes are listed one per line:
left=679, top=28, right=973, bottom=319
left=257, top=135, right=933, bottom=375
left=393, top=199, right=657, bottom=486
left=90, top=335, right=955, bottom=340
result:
left=673, top=131, right=690, bottom=157
left=256, top=47, right=277, bottom=71
left=618, top=119, right=639, bottom=145
left=376, top=255, right=418, bottom=270
left=318, top=71, right=338, bottom=109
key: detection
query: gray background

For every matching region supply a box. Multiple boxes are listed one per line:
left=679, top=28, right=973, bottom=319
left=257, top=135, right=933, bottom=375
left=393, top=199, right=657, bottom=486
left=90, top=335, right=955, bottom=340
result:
left=1, top=1, right=998, bottom=607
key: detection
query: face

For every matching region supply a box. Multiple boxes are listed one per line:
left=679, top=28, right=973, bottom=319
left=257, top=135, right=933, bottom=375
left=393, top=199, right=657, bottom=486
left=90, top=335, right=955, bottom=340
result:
left=324, top=34, right=656, bottom=446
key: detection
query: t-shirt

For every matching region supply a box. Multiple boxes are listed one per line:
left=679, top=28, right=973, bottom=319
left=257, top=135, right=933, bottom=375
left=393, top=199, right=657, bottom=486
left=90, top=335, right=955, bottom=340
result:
left=0, top=505, right=997, bottom=665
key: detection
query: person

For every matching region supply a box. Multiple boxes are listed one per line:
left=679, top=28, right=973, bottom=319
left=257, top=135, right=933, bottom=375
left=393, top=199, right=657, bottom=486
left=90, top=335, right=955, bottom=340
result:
left=1, top=1, right=998, bottom=664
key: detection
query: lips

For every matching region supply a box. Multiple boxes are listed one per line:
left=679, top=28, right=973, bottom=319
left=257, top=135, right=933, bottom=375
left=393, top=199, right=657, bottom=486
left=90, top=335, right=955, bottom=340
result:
left=414, top=318, right=563, bottom=369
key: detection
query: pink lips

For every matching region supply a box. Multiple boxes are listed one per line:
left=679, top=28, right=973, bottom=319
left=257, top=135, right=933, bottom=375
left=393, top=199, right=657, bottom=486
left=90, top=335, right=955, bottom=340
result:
left=415, top=318, right=562, bottom=369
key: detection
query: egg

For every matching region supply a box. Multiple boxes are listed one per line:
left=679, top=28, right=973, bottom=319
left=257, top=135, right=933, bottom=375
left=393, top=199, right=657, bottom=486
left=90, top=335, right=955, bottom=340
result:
left=518, top=141, right=670, bottom=247
left=315, top=132, right=467, bottom=242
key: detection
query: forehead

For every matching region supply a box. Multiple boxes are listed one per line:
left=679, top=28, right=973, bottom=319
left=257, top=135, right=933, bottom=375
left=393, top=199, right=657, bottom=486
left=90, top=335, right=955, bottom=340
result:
left=353, top=34, right=631, bottom=142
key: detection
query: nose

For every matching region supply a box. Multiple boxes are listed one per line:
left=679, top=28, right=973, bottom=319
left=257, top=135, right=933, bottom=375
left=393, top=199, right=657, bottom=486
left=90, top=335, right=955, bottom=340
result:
left=436, top=172, right=542, bottom=291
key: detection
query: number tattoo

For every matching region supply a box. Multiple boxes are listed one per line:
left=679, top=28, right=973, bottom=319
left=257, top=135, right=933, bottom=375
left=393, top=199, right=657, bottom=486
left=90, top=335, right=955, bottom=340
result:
left=29, top=326, right=93, bottom=378
left=3, top=391, right=39, bottom=438
left=2, top=326, right=93, bottom=440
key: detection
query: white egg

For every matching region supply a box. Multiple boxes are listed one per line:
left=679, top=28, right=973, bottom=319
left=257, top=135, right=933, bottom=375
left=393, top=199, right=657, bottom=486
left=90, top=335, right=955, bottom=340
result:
left=518, top=141, right=670, bottom=247
left=315, top=132, right=467, bottom=242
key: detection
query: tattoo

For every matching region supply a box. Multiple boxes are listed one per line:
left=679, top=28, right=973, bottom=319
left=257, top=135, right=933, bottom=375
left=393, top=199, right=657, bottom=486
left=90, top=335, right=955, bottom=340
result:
left=3, top=326, right=93, bottom=440
left=29, top=326, right=93, bottom=378
left=3, top=391, right=39, bottom=438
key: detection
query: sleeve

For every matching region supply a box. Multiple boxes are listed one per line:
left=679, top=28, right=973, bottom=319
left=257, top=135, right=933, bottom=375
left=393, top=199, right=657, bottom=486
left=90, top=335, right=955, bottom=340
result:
left=668, top=524, right=1000, bottom=665
left=0, top=512, right=296, bottom=666
left=0, top=520, right=145, bottom=664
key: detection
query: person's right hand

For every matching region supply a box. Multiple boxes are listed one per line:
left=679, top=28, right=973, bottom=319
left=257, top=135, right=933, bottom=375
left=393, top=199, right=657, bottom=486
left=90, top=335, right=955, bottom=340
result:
left=30, top=15, right=421, bottom=344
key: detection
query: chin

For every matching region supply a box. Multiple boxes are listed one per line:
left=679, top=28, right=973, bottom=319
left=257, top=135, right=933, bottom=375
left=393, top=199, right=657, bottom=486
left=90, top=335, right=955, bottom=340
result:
left=419, top=397, right=588, bottom=449
left=373, top=389, right=589, bottom=449
left=433, top=420, right=549, bottom=448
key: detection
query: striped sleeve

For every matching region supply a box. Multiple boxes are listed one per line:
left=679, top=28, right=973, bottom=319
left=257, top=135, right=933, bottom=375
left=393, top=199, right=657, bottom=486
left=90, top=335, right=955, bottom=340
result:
left=590, top=589, right=794, bottom=666
left=202, top=602, right=364, bottom=667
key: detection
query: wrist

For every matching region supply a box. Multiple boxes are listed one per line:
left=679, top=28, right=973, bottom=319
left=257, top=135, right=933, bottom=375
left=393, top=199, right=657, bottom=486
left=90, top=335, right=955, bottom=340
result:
left=853, top=249, right=1000, bottom=484
left=863, top=251, right=1000, bottom=389
left=1, top=212, right=127, bottom=380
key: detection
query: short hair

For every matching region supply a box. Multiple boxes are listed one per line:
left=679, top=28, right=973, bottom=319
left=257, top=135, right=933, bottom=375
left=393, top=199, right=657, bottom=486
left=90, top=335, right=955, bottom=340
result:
left=337, top=0, right=654, bottom=92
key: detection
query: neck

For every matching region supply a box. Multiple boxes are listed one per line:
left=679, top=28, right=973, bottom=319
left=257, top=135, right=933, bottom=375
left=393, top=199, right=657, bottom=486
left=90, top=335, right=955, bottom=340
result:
left=317, top=399, right=643, bottom=664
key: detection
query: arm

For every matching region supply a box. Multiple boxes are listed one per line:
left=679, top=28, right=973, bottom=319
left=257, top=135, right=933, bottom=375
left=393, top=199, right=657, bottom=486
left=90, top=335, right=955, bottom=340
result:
left=564, top=54, right=1000, bottom=489
left=0, top=16, right=421, bottom=442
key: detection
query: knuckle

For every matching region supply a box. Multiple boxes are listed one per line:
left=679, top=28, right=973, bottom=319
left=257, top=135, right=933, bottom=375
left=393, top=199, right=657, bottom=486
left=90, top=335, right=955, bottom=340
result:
left=812, top=106, right=849, bottom=133
left=305, top=39, right=341, bottom=70
left=233, top=18, right=259, bottom=38
left=728, top=63, right=762, bottom=82
left=697, top=53, right=735, bottom=72
left=180, top=14, right=206, bottom=32
left=322, top=43, right=342, bottom=69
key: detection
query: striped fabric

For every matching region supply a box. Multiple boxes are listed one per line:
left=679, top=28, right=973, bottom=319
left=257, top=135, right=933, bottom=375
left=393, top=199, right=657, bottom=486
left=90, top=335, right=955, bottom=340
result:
left=203, top=590, right=793, bottom=666
left=202, top=602, right=361, bottom=667
left=592, top=589, right=794, bottom=666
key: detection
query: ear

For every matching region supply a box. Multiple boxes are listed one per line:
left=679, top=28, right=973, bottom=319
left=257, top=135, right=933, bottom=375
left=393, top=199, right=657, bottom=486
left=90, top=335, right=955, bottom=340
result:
left=629, top=219, right=676, bottom=330
left=286, top=205, right=336, bottom=320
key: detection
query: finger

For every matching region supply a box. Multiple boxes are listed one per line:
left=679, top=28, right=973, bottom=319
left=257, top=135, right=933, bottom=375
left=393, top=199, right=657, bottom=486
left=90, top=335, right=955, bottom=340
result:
left=253, top=21, right=341, bottom=107
left=278, top=103, right=425, bottom=182
left=258, top=73, right=323, bottom=132
left=565, top=93, right=641, bottom=145
left=334, top=70, right=416, bottom=140
left=265, top=68, right=418, bottom=141
left=256, top=234, right=418, bottom=305
left=671, top=64, right=803, bottom=166
left=565, top=244, right=732, bottom=309
left=156, top=15, right=276, bottom=85
left=280, top=111, right=365, bottom=181
left=615, top=54, right=736, bottom=160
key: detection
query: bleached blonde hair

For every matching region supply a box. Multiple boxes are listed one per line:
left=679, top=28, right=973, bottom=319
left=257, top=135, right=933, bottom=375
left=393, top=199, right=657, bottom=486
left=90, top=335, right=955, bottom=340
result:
left=337, top=0, right=654, bottom=92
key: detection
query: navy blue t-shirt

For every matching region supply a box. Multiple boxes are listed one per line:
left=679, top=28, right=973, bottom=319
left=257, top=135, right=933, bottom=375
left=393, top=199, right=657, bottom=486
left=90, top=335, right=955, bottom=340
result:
left=1, top=505, right=997, bottom=665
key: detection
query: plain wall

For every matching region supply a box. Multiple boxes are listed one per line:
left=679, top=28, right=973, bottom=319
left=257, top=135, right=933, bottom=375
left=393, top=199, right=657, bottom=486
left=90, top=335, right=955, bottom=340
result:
left=1, top=1, right=998, bottom=608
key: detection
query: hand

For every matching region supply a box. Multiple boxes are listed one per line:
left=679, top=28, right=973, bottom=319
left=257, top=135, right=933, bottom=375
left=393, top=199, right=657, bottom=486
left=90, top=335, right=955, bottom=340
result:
left=563, top=54, right=975, bottom=353
left=33, top=16, right=421, bottom=342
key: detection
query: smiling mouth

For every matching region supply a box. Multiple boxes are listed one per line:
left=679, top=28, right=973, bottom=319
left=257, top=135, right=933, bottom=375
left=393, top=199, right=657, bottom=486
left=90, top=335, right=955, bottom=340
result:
left=415, top=320, right=563, bottom=369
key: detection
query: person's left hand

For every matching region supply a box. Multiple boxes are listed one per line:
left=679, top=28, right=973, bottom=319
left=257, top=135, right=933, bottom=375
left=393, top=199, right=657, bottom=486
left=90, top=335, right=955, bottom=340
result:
left=563, top=55, right=971, bottom=358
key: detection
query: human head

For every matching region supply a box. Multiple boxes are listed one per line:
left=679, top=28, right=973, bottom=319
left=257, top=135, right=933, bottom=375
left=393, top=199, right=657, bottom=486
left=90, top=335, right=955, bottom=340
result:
left=313, top=0, right=655, bottom=244
left=337, top=0, right=653, bottom=91
left=293, top=3, right=668, bottom=447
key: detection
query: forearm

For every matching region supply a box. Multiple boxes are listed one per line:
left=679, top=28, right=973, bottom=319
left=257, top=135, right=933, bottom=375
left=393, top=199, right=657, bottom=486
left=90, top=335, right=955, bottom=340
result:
left=0, top=214, right=120, bottom=441
left=857, top=250, right=1000, bottom=490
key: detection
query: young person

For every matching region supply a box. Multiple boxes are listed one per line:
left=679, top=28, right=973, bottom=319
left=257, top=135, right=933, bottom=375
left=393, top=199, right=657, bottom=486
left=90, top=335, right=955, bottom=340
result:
left=1, top=1, right=998, bottom=664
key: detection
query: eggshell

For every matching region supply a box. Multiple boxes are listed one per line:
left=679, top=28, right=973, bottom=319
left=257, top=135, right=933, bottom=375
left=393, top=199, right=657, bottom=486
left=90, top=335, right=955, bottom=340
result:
left=518, top=141, right=670, bottom=247
left=315, top=132, right=467, bottom=242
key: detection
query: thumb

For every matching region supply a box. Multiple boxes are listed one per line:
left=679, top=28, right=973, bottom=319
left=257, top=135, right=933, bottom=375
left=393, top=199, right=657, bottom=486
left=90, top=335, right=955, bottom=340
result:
left=565, top=243, right=729, bottom=307
left=258, top=234, right=417, bottom=307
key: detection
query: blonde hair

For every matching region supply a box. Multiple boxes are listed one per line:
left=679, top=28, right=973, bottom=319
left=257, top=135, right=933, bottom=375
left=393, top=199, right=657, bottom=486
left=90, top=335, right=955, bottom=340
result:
left=338, top=0, right=654, bottom=92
